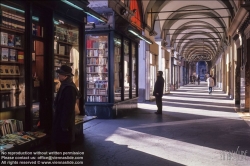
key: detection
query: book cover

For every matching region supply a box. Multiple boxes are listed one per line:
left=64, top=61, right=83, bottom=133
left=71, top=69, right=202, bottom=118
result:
left=54, top=41, right=58, bottom=54
left=5, top=80, right=12, bottom=90
left=0, top=65, right=5, bottom=75
left=0, top=79, right=7, bottom=90
left=7, top=34, right=14, bottom=46
left=0, top=9, right=2, bottom=26
left=32, top=23, right=37, bottom=36
left=0, top=80, right=3, bottom=90
left=15, top=35, right=22, bottom=47
left=59, top=45, right=65, bottom=55
left=14, top=65, right=20, bottom=75
left=41, top=27, right=44, bottom=37
left=1, top=124, right=6, bottom=136
left=4, top=65, right=10, bottom=75
left=1, top=48, right=9, bottom=61
left=9, top=65, right=15, bottom=75
left=9, top=49, right=16, bottom=61
left=0, top=32, right=8, bottom=45
left=10, top=79, right=17, bottom=89
left=10, top=119, right=17, bottom=132
left=17, top=51, right=24, bottom=63
left=36, top=25, right=41, bottom=37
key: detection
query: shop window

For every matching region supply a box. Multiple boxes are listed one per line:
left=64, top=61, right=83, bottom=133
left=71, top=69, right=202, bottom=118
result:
left=86, top=34, right=108, bottom=102
left=150, top=65, right=156, bottom=96
left=0, top=4, right=25, bottom=110
left=114, top=35, right=122, bottom=102
left=53, top=17, right=79, bottom=95
left=124, top=39, right=130, bottom=100
left=0, top=2, right=31, bottom=151
left=131, top=42, right=136, bottom=98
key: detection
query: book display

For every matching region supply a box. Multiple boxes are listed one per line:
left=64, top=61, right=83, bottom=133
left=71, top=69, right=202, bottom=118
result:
left=85, top=32, right=139, bottom=118
left=0, top=4, right=25, bottom=110
left=86, top=35, right=108, bottom=102
left=0, top=119, right=47, bottom=151
left=114, top=36, right=122, bottom=102
left=0, top=0, right=91, bottom=150
left=0, top=3, right=39, bottom=150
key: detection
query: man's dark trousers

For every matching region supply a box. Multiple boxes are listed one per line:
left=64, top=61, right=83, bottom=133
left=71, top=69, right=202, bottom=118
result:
left=156, top=96, right=162, bottom=113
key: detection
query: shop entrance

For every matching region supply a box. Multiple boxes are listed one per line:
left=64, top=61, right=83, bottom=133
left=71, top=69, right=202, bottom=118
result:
left=30, top=5, right=52, bottom=131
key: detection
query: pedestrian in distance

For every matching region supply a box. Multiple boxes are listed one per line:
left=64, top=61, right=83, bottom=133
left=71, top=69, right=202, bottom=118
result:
left=153, top=71, right=165, bottom=115
left=52, top=65, right=81, bottom=152
left=190, top=75, right=193, bottom=84
left=206, top=75, right=214, bottom=94
left=197, top=75, right=200, bottom=85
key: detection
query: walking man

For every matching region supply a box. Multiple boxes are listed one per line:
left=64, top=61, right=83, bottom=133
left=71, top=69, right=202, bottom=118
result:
left=207, top=75, right=214, bottom=94
left=153, top=71, right=165, bottom=115
left=52, top=65, right=81, bottom=152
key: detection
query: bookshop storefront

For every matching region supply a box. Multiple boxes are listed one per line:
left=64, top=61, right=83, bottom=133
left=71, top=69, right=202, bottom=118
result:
left=0, top=0, right=105, bottom=151
left=84, top=2, right=144, bottom=118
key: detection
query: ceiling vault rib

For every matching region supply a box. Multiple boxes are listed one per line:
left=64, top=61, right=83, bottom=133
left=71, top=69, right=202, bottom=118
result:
left=174, top=41, right=218, bottom=43
left=156, top=16, right=230, bottom=21
left=147, top=7, right=233, bottom=13
left=169, top=32, right=225, bottom=34
left=164, top=27, right=226, bottom=30
left=174, top=38, right=221, bottom=40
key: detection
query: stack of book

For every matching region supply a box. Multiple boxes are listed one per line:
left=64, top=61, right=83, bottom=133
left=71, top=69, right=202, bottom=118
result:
left=0, top=79, right=17, bottom=90
left=0, top=119, right=23, bottom=136
left=0, top=65, right=20, bottom=75
left=54, top=26, right=78, bottom=44
left=0, top=119, right=46, bottom=151
left=0, top=32, right=22, bottom=47
left=1, top=10, right=25, bottom=31
left=32, top=23, right=43, bottom=37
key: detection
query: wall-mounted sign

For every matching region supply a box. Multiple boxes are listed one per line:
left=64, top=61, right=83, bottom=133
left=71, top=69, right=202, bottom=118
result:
left=130, top=0, right=142, bottom=29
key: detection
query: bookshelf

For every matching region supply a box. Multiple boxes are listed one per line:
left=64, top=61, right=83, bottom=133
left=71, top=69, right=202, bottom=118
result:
left=84, top=32, right=139, bottom=118
left=86, top=35, right=108, bottom=102
left=0, top=6, right=25, bottom=110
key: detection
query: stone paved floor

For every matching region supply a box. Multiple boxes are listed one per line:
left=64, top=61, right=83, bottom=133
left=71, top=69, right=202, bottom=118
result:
left=81, top=82, right=250, bottom=166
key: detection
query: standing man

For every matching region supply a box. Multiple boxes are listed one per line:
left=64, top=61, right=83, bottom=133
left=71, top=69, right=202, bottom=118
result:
left=153, top=71, right=165, bottom=115
left=207, top=75, right=214, bottom=94
left=52, top=65, right=81, bottom=152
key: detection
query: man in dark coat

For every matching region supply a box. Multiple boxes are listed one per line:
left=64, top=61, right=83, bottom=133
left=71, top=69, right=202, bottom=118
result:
left=153, top=71, right=165, bottom=115
left=52, top=65, right=81, bottom=152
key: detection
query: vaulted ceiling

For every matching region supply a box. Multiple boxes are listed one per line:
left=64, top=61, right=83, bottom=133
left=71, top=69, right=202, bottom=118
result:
left=143, top=0, right=239, bottom=62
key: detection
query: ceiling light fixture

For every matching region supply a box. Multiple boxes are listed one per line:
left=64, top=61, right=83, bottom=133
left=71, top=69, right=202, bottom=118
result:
left=128, top=27, right=152, bottom=44
left=0, top=3, right=25, bottom=13
left=61, top=0, right=83, bottom=10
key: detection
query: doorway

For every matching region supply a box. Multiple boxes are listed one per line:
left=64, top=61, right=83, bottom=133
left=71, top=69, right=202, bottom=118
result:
left=31, top=39, right=44, bottom=129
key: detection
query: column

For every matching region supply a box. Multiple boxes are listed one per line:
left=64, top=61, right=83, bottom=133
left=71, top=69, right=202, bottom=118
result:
left=138, top=40, right=146, bottom=102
